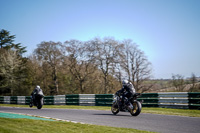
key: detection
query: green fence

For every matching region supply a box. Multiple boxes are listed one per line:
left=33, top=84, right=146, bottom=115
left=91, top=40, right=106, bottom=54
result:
left=188, top=92, right=200, bottom=109
left=44, top=96, right=54, bottom=105
left=95, top=94, right=113, bottom=106
left=10, top=96, right=17, bottom=104
left=66, top=94, right=79, bottom=105
left=0, top=96, right=4, bottom=104
left=25, top=96, right=31, bottom=105
left=138, top=93, right=159, bottom=107
left=0, top=93, right=199, bottom=109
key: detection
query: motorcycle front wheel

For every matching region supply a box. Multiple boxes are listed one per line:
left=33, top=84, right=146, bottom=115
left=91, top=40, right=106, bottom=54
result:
left=29, top=103, right=33, bottom=108
left=111, top=101, right=119, bottom=115
left=130, top=101, right=142, bottom=116
left=37, top=104, right=42, bottom=109
left=37, top=98, right=43, bottom=109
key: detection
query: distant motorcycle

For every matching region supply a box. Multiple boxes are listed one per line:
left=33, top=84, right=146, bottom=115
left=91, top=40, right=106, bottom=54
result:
left=111, top=92, right=142, bottom=116
left=29, top=91, right=44, bottom=109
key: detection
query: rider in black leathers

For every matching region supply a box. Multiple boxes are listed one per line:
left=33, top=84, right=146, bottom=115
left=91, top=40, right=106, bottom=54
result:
left=116, top=80, right=135, bottom=109
left=30, top=85, right=43, bottom=105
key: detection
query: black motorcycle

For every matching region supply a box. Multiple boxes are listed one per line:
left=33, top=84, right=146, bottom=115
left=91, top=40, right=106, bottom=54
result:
left=111, top=92, right=142, bottom=116
left=29, top=92, right=44, bottom=109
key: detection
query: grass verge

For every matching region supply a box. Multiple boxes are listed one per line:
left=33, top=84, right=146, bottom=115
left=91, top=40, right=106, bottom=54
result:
left=1, top=104, right=200, bottom=117
left=0, top=118, right=154, bottom=133
left=142, top=107, right=200, bottom=117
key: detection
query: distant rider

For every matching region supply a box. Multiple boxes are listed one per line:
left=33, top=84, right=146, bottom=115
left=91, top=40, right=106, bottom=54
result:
left=30, top=85, right=43, bottom=105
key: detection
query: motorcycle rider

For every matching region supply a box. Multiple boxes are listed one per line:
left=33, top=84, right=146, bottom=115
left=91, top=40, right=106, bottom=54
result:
left=116, top=80, right=135, bottom=109
left=30, top=85, right=43, bottom=105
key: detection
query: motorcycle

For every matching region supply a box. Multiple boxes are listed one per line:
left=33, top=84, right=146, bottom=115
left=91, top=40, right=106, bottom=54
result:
left=111, top=92, right=142, bottom=116
left=29, top=91, right=44, bottom=109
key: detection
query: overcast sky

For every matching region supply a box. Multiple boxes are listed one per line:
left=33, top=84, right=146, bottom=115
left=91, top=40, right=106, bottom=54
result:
left=1, top=0, right=200, bottom=79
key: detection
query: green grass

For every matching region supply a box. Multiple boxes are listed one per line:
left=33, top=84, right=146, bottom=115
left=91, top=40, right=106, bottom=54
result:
left=142, top=107, right=200, bottom=117
left=1, top=104, right=200, bottom=117
left=0, top=118, right=154, bottom=133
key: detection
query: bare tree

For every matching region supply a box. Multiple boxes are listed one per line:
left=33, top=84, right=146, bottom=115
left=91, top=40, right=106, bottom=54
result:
left=120, top=39, right=152, bottom=92
left=189, top=73, right=199, bottom=92
left=34, top=41, right=65, bottom=95
left=64, top=40, right=97, bottom=93
left=88, top=37, right=123, bottom=94
left=171, top=74, right=186, bottom=92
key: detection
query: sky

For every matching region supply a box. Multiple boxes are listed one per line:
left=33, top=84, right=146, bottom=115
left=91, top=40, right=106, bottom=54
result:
left=0, top=0, right=200, bottom=79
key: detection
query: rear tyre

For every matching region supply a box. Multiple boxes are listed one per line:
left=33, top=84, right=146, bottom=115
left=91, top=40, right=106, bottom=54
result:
left=130, top=101, right=142, bottom=116
left=111, top=102, right=119, bottom=115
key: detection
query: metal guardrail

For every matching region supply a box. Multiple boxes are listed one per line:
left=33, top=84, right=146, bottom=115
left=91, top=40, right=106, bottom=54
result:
left=188, top=93, right=200, bottom=109
left=79, top=94, right=95, bottom=106
left=158, top=92, right=189, bottom=109
left=0, top=93, right=199, bottom=109
left=66, top=94, right=79, bottom=105
left=138, top=93, right=159, bottom=107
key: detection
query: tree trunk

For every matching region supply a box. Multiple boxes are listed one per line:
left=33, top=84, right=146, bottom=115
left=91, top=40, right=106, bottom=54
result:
left=54, top=67, right=58, bottom=94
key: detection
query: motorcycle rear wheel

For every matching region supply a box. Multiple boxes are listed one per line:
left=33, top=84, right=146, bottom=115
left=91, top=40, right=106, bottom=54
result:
left=130, top=101, right=142, bottom=116
left=111, top=102, right=119, bottom=115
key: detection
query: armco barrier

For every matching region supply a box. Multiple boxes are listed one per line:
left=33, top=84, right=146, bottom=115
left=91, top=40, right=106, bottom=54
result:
left=0, top=96, right=4, bottom=104
left=158, top=92, right=189, bottom=109
left=188, top=92, right=200, bottom=109
left=44, top=96, right=54, bottom=105
left=54, top=95, right=66, bottom=105
left=10, top=96, right=17, bottom=104
left=79, top=94, right=95, bottom=106
left=66, top=94, right=79, bottom=105
left=25, top=96, right=31, bottom=105
left=0, top=93, right=199, bottom=109
left=138, top=93, right=159, bottom=107
left=4, top=96, right=10, bottom=104
left=95, top=94, right=113, bottom=106
left=17, top=96, right=26, bottom=105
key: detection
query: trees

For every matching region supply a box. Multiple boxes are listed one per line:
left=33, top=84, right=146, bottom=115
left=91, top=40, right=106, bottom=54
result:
left=189, top=73, right=200, bottom=92
left=118, top=39, right=152, bottom=92
left=0, top=49, right=22, bottom=95
left=88, top=37, right=124, bottom=94
left=34, top=41, right=65, bottom=95
left=63, top=38, right=152, bottom=94
left=26, top=55, right=48, bottom=94
left=171, top=74, right=186, bottom=92
left=0, top=29, right=28, bottom=96
left=83, top=38, right=152, bottom=93
left=0, top=29, right=26, bottom=54
left=0, top=30, right=153, bottom=95
left=64, top=40, right=97, bottom=93
left=0, top=29, right=15, bottom=49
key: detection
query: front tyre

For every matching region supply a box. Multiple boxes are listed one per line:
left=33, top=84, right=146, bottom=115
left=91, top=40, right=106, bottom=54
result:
left=37, top=105, right=42, bottom=109
left=130, top=101, right=142, bottom=116
left=29, top=103, right=33, bottom=108
left=111, top=102, right=119, bottom=115
left=37, top=98, right=43, bottom=109
left=29, top=100, right=33, bottom=108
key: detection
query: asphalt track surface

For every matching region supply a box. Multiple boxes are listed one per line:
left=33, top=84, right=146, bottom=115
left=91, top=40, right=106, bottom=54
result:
left=1, top=106, right=200, bottom=133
